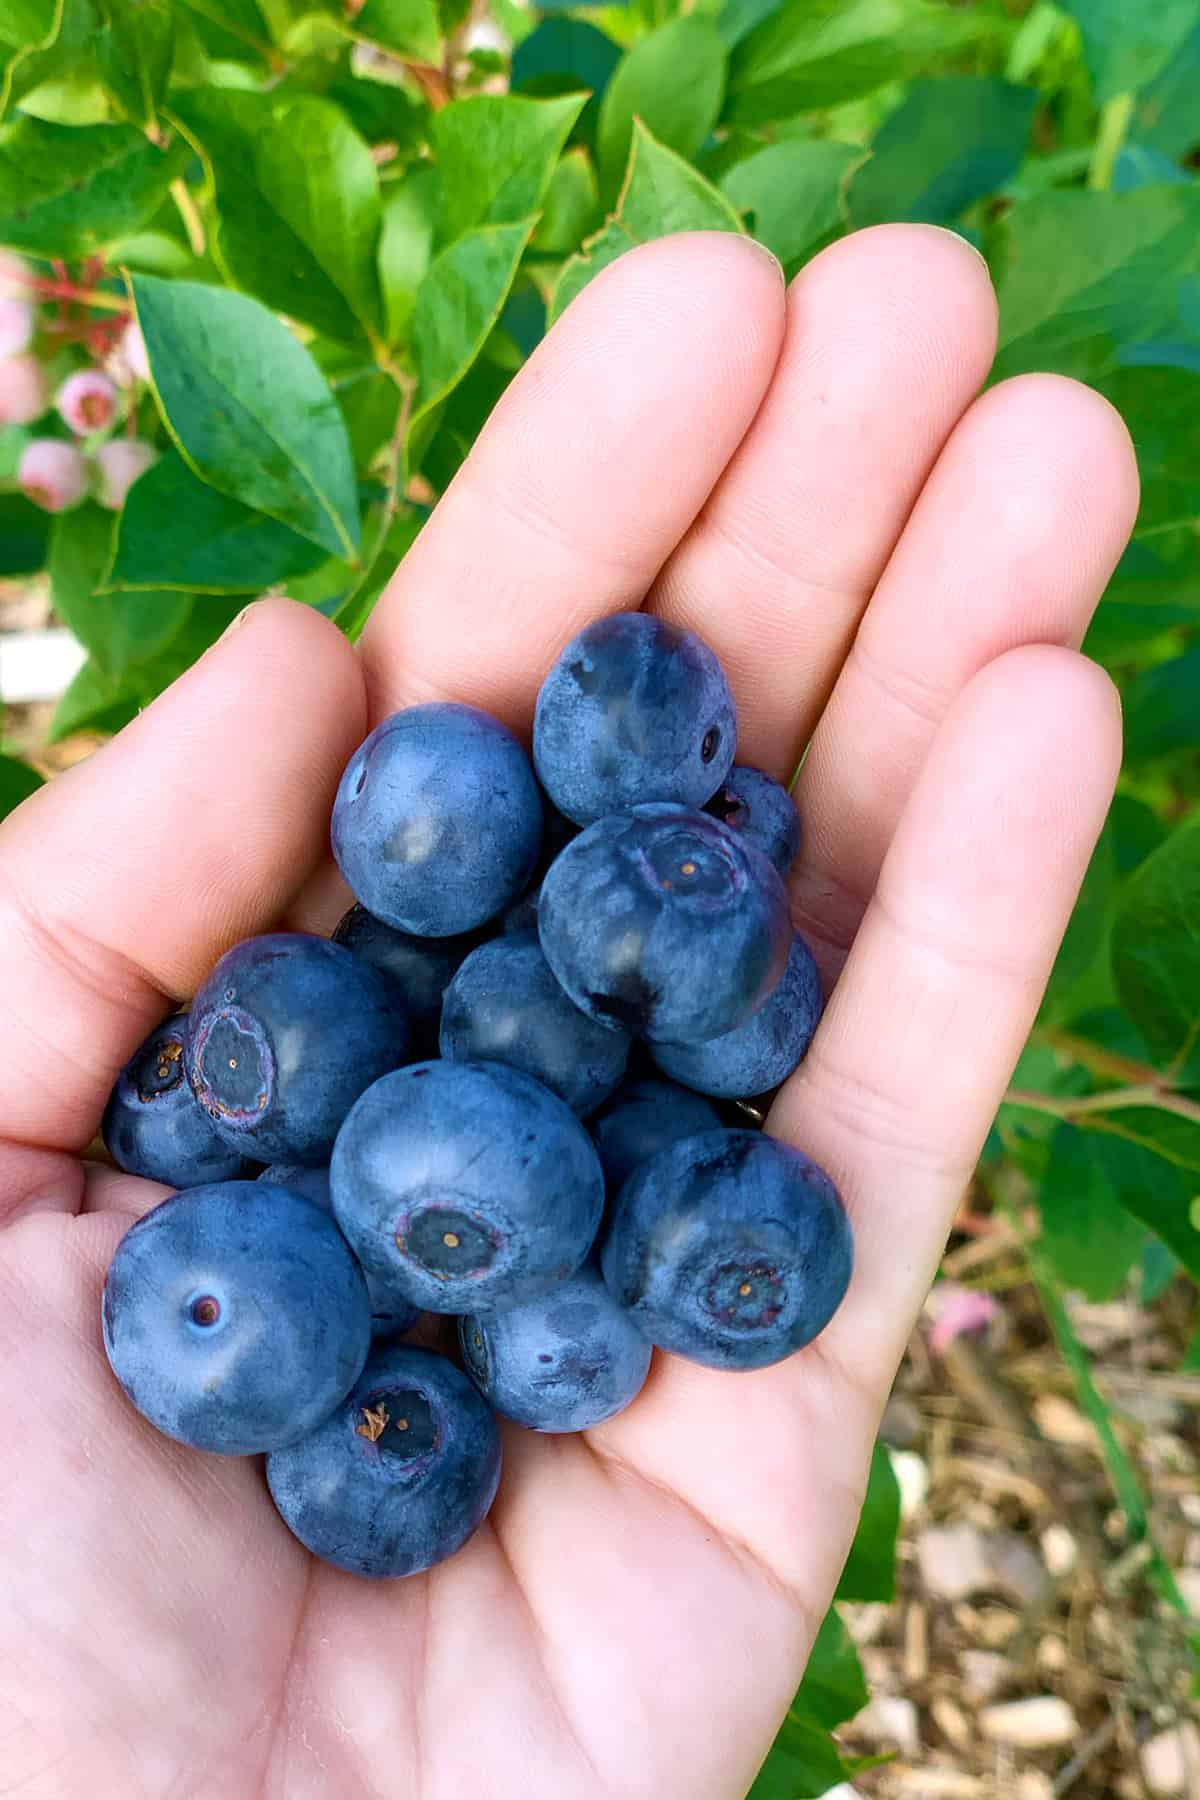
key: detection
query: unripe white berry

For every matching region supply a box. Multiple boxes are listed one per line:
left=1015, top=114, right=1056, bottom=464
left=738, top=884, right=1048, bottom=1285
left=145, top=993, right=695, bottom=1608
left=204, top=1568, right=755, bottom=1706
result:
left=56, top=367, right=119, bottom=434
left=95, top=436, right=159, bottom=510
left=0, top=352, right=48, bottom=425
left=18, top=438, right=89, bottom=513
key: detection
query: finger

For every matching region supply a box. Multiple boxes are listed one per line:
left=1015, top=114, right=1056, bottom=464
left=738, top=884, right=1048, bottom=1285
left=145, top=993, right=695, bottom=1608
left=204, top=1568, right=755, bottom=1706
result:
left=647, top=224, right=999, bottom=775
left=775, top=644, right=1122, bottom=1386
left=602, top=646, right=1119, bottom=1597
left=791, top=375, right=1138, bottom=971
left=0, top=600, right=366, bottom=1153
left=359, top=232, right=788, bottom=732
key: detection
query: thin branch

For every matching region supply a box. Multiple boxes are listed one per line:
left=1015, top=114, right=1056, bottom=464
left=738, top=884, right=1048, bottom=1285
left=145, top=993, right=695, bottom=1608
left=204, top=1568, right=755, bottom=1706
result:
left=1004, top=1084, right=1200, bottom=1128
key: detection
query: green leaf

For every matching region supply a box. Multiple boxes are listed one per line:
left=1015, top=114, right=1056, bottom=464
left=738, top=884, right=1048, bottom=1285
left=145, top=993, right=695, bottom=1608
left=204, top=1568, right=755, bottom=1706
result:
left=49, top=503, right=192, bottom=675
left=1125, top=649, right=1200, bottom=761
left=178, top=0, right=271, bottom=59
left=1086, top=536, right=1200, bottom=658
left=727, top=0, right=993, bottom=126
left=1043, top=815, right=1116, bottom=1018
left=532, top=147, right=600, bottom=256
left=0, top=754, right=43, bottom=822
left=1112, top=815, right=1200, bottom=1082
left=0, top=117, right=187, bottom=256
left=836, top=1442, right=900, bottom=1603
left=511, top=19, right=622, bottom=140
left=551, top=122, right=743, bottom=326
left=132, top=274, right=361, bottom=560
left=848, top=77, right=1037, bottom=228
left=992, top=186, right=1200, bottom=384
left=433, top=94, right=587, bottom=244
left=1134, top=21, right=1200, bottom=158
left=1074, top=1111, right=1200, bottom=1281
left=50, top=656, right=139, bottom=743
left=1101, top=364, right=1200, bottom=537
left=378, top=165, right=437, bottom=345
left=795, top=1608, right=870, bottom=1731
left=1059, top=0, right=1200, bottom=104
left=1038, top=1122, right=1148, bottom=1299
left=49, top=597, right=246, bottom=742
left=1, top=0, right=98, bottom=125
left=0, top=492, right=50, bottom=576
left=409, top=218, right=535, bottom=450
left=333, top=505, right=425, bottom=637
left=352, top=0, right=442, bottom=63
left=721, top=140, right=861, bottom=277
left=96, top=0, right=175, bottom=128
left=175, top=88, right=383, bottom=341
left=596, top=17, right=726, bottom=198
left=335, top=367, right=403, bottom=469
left=106, top=450, right=328, bottom=595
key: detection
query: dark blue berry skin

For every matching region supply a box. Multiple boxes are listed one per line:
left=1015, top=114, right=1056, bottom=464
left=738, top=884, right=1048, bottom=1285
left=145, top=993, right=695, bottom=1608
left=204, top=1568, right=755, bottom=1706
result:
left=260, top=1164, right=420, bottom=1340
left=101, top=1180, right=372, bottom=1455
left=440, top=933, right=630, bottom=1115
left=600, top=1130, right=852, bottom=1371
left=332, top=904, right=479, bottom=1052
left=185, top=933, right=410, bottom=1167
left=459, top=1265, right=651, bottom=1433
left=332, top=703, right=543, bottom=936
left=705, top=766, right=802, bottom=877
left=331, top=1061, right=605, bottom=1316
left=266, top=1344, right=501, bottom=1578
left=102, top=1014, right=250, bottom=1188
left=533, top=612, right=737, bottom=826
left=652, top=932, right=823, bottom=1099
left=590, top=1077, right=722, bottom=1193
left=538, top=804, right=791, bottom=1043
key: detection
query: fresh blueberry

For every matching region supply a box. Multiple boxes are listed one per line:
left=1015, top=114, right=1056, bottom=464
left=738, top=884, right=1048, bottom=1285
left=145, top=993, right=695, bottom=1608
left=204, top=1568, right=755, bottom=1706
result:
left=260, top=1164, right=420, bottom=1341
left=266, top=1344, right=501, bottom=1577
left=533, top=612, right=737, bottom=825
left=331, top=1061, right=604, bottom=1315
left=705, top=765, right=802, bottom=876
left=652, top=932, right=822, bottom=1099
left=102, top=1013, right=250, bottom=1188
left=185, top=933, right=410, bottom=1166
left=590, top=1077, right=723, bottom=1193
left=440, top=933, right=630, bottom=1114
left=600, top=1130, right=852, bottom=1370
left=459, top=1264, right=651, bottom=1433
left=538, top=804, right=791, bottom=1043
left=332, top=703, right=543, bottom=936
left=332, top=904, right=480, bottom=1051
left=101, top=1180, right=371, bottom=1454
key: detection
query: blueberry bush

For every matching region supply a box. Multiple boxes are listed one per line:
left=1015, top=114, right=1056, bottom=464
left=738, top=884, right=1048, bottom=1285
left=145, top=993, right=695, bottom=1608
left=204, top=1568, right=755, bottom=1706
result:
left=1, top=0, right=1199, bottom=1789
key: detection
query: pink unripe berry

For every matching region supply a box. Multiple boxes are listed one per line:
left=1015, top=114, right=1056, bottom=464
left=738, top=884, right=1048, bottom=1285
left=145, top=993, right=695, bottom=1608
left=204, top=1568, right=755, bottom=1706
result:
left=95, top=436, right=159, bottom=510
left=56, top=367, right=119, bottom=434
left=0, top=295, right=34, bottom=357
left=121, top=320, right=150, bottom=383
left=0, top=352, right=48, bottom=425
left=18, top=438, right=88, bottom=513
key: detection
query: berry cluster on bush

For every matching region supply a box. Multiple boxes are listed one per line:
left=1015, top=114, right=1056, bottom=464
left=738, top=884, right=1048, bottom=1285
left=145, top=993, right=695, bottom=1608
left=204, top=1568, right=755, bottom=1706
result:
left=100, top=614, right=851, bottom=1581
left=0, top=250, right=158, bottom=514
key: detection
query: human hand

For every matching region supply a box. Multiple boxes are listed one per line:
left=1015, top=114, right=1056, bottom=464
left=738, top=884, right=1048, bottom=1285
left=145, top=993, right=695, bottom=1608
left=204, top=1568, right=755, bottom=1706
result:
left=0, top=225, right=1136, bottom=1799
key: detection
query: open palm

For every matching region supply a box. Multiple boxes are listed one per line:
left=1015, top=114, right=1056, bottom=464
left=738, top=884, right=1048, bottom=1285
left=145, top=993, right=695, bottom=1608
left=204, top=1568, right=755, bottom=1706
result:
left=0, top=227, right=1135, bottom=1800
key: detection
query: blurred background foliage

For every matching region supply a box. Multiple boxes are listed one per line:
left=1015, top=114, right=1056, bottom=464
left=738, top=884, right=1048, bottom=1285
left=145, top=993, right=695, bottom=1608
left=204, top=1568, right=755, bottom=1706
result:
left=0, top=0, right=1198, bottom=1791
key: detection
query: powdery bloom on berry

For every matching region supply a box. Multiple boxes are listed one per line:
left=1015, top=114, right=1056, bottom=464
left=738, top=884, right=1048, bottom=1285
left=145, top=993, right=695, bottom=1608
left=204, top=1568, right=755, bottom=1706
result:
left=122, top=320, right=151, bottom=383
left=0, top=295, right=34, bottom=358
left=18, top=438, right=89, bottom=513
left=0, top=353, right=48, bottom=425
left=57, top=367, right=119, bottom=435
left=95, top=436, right=159, bottom=510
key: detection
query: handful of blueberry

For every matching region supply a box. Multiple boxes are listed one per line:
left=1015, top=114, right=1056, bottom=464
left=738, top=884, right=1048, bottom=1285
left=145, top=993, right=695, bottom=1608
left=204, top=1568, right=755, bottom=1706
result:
left=100, top=613, right=853, bottom=1579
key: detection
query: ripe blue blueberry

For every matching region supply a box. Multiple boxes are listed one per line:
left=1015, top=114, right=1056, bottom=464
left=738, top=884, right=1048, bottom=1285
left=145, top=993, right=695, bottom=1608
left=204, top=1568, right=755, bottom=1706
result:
left=590, top=1077, right=723, bottom=1193
left=652, top=931, right=822, bottom=1099
left=439, top=932, right=630, bottom=1114
left=538, top=804, right=791, bottom=1043
left=102, top=1013, right=249, bottom=1188
left=332, top=703, right=543, bottom=936
left=459, top=1265, right=651, bottom=1433
left=185, top=933, right=409, bottom=1166
left=331, top=1061, right=604, bottom=1315
left=260, top=1164, right=419, bottom=1340
left=102, top=1180, right=372, bottom=1454
left=266, top=1344, right=501, bottom=1577
left=705, top=765, right=802, bottom=876
left=601, top=1130, right=852, bottom=1370
left=533, top=612, right=737, bottom=826
left=332, top=904, right=480, bottom=1053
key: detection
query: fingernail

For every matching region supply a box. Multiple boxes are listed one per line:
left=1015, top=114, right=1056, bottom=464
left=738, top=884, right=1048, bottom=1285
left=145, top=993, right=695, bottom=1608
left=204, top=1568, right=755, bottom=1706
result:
left=745, top=234, right=786, bottom=285
left=920, top=224, right=991, bottom=273
left=220, top=601, right=260, bottom=639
